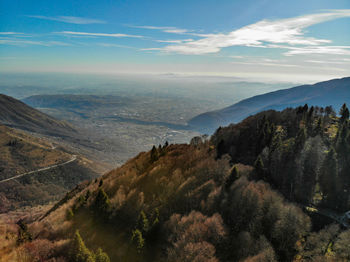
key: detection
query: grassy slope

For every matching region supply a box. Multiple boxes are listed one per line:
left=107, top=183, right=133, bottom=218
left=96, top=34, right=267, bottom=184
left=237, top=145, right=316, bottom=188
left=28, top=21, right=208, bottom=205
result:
left=0, top=124, right=100, bottom=212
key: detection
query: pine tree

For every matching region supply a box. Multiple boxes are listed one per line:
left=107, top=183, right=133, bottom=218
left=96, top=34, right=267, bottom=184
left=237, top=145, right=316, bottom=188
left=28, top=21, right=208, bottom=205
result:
left=152, top=208, right=160, bottom=227
left=313, top=117, right=323, bottom=137
left=340, top=104, right=349, bottom=123
left=150, top=145, right=159, bottom=162
left=295, top=127, right=306, bottom=152
left=66, top=208, right=74, bottom=220
left=95, top=248, right=110, bottom=262
left=94, top=188, right=111, bottom=216
left=254, top=156, right=265, bottom=180
left=319, top=148, right=338, bottom=206
left=131, top=229, right=145, bottom=253
left=137, top=210, right=149, bottom=234
left=16, top=220, right=32, bottom=245
left=84, top=190, right=91, bottom=205
left=69, top=230, right=94, bottom=262
left=225, top=166, right=239, bottom=191
left=325, top=106, right=335, bottom=118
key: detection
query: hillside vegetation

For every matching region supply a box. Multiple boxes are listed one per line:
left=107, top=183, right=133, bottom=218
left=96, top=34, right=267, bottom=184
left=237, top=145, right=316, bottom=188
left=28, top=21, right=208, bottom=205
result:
left=2, top=104, right=350, bottom=261
left=0, top=94, right=76, bottom=138
left=0, top=124, right=99, bottom=212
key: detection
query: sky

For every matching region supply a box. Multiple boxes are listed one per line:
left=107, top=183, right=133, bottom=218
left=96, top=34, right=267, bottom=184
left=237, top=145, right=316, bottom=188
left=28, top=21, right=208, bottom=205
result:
left=1, top=0, right=350, bottom=82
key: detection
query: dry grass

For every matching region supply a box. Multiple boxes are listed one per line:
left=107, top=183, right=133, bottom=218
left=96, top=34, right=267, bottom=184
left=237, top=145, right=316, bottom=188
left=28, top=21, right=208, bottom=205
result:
left=0, top=205, right=52, bottom=261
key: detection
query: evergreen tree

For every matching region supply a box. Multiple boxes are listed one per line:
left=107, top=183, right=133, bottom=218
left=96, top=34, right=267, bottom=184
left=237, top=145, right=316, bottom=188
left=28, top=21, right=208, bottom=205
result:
left=301, top=148, right=318, bottom=203
left=319, top=148, right=338, bottom=206
left=66, top=208, right=74, bottom=220
left=150, top=145, right=159, bottom=162
left=313, top=117, right=323, bottom=137
left=257, top=116, right=273, bottom=154
left=336, top=123, right=350, bottom=161
left=94, top=188, right=111, bottom=216
left=137, top=210, right=149, bottom=234
left=340, top=104, right=349, bottom=123
left=152, top=208, right=160, bottom=227
left=16, top=220, right=32, bottom=245
left=302, top=104, right=309, bottom=114
left=84, top=190, right=91, bottom=205
left=95, top=248, right=110, bottom=262
left=254, top=156, right=265, bottom=180
left=131, top=229, right=145, bottom=253
left=225, top=166, right=239, bottom=191
left=325, top=106, right=335, bottom=118
left=294, top=127, right=306, bottom=152
left=216, top=139, right=225, bottom=159
left=69, top=230, right=94, bottom=262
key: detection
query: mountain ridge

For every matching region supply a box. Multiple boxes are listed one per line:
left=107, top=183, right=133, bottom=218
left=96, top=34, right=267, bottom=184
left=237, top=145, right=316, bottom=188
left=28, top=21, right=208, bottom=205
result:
left=0, top=94, right=77, bottom=138
left=189, top=76, right=350, bottom=133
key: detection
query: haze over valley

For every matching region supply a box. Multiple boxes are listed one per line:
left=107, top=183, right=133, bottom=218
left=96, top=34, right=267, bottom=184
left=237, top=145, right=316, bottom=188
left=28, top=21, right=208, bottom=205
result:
left=1, top=0, right=350, bottom=261
left=0, top=73, right=294, bottom=165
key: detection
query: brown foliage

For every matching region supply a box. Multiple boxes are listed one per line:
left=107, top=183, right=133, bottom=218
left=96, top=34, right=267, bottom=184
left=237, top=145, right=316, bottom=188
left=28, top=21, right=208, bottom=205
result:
left=165, top=211, right=227, bottom=262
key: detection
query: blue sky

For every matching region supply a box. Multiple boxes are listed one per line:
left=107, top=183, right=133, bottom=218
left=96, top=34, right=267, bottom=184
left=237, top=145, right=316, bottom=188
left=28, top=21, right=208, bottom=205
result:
left=1, top=0, right=350, bottom=82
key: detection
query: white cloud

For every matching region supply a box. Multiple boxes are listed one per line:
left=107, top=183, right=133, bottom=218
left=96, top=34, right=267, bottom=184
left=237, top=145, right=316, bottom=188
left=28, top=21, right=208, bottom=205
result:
left=0, top=39, right=70, bottom=46
left=56, top=31, right=143, bottom=38
left=153, top=10, right=350, bottom=55
left=0, top=32, right=24, bottom=35
left=28, top=15, right=106, bottom=24
left=97, top=43, right=136, bottom=49
left=306, top=59, right=350, bottom=64
left=282, top=46, right=350, bottom=56
left=128, top=25, right=192, bottom=35
left=155, top=39, right=193, bottom=44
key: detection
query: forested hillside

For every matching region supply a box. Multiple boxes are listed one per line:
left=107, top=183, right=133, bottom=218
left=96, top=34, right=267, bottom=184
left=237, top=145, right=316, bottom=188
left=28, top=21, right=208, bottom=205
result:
left=2, top=104, right=350, bottom=262
left=213, top=104, right=350, bottom=212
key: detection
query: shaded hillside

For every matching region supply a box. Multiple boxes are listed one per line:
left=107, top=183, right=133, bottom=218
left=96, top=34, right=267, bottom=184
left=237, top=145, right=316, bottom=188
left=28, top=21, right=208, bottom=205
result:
left=22, top=94, right=132, bottom=109
left=0, top=124, right=100, bottom=212
left=189, top=77, right=350, bottom=133
left=2, top=105, right=350, bottom=261
left=0, top=94, right=119, bottom=166
left=0, top=94, right=76, bottom=137
left=212, top=104, right=350, bottom=211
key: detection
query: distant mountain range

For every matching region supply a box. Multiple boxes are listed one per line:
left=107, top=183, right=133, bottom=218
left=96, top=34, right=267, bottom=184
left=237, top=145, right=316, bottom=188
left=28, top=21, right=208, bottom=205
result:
left=0, top=94, right=76, bottom=137
left=189, top=77, right=350, bottom=133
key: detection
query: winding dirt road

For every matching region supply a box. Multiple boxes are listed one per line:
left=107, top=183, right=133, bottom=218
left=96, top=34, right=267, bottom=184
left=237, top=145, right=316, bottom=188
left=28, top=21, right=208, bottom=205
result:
left=0, top=155, right=77, bottom=184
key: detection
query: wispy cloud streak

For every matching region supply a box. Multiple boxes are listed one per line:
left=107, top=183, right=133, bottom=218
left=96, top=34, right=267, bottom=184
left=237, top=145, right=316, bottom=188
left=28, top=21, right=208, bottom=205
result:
left=0, top=39, right=71, bottom=46
left=0, top=32, right=24, bottom=35
left=56, top=31, right=143, bottom=38
left=28, top=15, right=106, bottom=24
left=128, top=25, right=192, bottom=35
